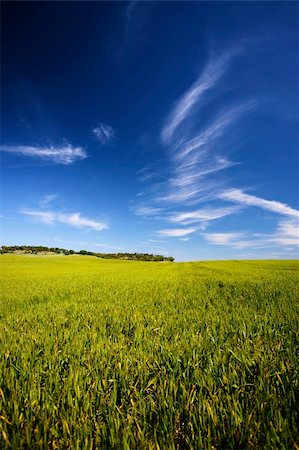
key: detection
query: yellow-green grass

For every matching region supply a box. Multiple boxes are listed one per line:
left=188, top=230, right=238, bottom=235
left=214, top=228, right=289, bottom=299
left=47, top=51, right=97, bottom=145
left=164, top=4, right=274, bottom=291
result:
left=0, top=255, right=298, bottom=449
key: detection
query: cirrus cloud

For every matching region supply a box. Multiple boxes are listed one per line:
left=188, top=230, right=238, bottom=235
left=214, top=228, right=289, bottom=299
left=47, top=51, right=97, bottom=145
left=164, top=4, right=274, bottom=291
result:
left=0, top=143, right=87, bottom=165
left=169, top=205, right=241, bottom=225
left=161, top=50, right=240, bottom=144
left=157, top=227, right=196, bottom=237
left=202, top=219, right=299, bottom=249
left=219, top=189, right=299, bottom=218
left=21, top=209, right=108, bottom=231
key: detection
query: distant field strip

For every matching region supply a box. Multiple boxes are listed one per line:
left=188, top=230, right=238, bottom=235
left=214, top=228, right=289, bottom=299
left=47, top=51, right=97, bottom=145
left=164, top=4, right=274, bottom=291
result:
left=0, top=256, right=298, bottom=449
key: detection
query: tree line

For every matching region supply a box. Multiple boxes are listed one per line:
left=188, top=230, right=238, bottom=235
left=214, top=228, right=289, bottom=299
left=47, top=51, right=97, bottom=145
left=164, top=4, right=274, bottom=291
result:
left=0, top=246, right=174, bottom=262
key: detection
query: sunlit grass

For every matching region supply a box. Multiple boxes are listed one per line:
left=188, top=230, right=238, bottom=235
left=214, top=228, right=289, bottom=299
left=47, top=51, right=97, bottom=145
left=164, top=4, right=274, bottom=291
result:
left=0, top=255, right=298, bottom=449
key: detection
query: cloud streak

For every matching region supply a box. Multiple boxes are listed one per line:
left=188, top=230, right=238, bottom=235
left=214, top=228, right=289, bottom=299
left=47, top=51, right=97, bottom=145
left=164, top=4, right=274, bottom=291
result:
left=162, top=101, right=256, bottom=206
left=152, top=50, right=258, bottom=216
left=157, top=227, right=196, bottom=237
left=134, top=46, right=298, bottom=252
left=0, top=143, right=87, bottom=165
left=161, top=50, right=240, bottom=144
left=21, top=209, right=108, bottom=231
left=133, top=49, right=257, bottom=238
left=169, top=205, right=241, bottom=225
left=203, top=219, right=299, bottom=249
left=176, top=101, right=256, bottom=160
left=133, top=206, right=164, bottom=218
left=39, top=194, right=58, bottom=208
left=203, top=232, right=245, bottom=245
left=220, top=189, right=299, bottom=218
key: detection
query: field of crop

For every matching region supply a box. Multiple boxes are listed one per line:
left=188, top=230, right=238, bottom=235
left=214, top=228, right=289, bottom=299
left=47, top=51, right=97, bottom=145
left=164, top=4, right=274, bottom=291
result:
left=0, top=255, right=298, bottom=449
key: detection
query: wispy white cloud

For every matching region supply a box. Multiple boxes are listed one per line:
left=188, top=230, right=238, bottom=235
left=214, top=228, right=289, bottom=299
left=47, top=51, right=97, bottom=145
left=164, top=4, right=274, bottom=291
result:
left=22, top=210, right=56, bottom=225
left=0, top=143, right=87, bottom=165
left=169, top=205, right=240, bottom=225
left=39, top=194, right=58, bottom=208
left=203, top=232, right=245, bottom=245
left=92, top=123, right=115, bottom=145
left=137, top=165, right=163, bottom=183
left=219, top=189, right=299, bottom=218
left=158, top=185, right=208, bottom=204
left=162, top=102, right=255, bottom=206
left=153, top=51, right=257, bottom=213
left=137, top=166, right=153, bottom=182
left=133, top=206, right=164, bottom=218
left=21, top=209, right=108, bottom=231
left=135, top=46, right=297, bottom=252
left=157, top=227, right=196, bottom=237
left=176, top=101, right=256, bottom=160
left=203, top=219, right=299, bottom=249
left=277, top=220, right=298, bottom=238
left=161, top=50, right=240, bottom=144
left=269, top=219, right=299, bottom=246
left=132, top=50, right=255, bottom=226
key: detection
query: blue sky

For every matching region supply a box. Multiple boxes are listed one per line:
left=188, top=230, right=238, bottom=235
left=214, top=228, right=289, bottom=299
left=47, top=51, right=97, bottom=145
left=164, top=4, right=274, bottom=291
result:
left=1, top=1, right=298, bottom=261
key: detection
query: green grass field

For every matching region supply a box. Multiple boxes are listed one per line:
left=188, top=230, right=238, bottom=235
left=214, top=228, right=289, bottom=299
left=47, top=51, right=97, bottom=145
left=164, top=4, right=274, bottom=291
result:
left=0, top=255, right=298, bottom=449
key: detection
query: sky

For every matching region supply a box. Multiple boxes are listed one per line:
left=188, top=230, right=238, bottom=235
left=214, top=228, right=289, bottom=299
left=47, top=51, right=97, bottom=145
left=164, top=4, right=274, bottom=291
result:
left=1, top=1, right=299, bottom=261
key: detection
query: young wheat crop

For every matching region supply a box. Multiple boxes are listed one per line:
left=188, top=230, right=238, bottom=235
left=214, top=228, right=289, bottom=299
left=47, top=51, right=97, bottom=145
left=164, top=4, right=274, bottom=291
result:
left=0, top=256, right=298, bottom=449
